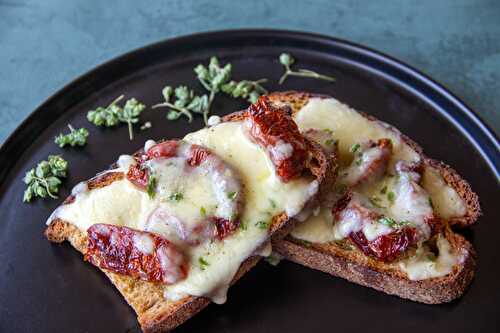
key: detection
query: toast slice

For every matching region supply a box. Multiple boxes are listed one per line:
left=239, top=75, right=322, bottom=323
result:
left=268, top=91, right=480, bottom=304
left=45, top=100, right=334, bottom=332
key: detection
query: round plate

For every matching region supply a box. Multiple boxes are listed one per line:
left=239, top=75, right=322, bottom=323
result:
left=0, top=30, right=498, bottom=333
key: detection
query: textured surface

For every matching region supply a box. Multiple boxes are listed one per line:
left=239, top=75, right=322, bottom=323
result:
left=0, top=0, right=499, bottom=144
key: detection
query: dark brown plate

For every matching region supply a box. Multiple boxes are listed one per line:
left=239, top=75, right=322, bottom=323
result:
left=0, top=30, right=498, bottom=333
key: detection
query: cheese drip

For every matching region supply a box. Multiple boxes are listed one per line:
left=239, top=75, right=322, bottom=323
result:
left=49, top=121, right=318, bottom=303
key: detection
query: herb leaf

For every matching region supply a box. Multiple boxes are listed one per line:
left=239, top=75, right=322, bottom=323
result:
left=153, top=85, right=208, bottom=123
left=198, top=256, right=209, bottom=270
left=55, top=124, right=89, bottom=148
left=255, top=220, right=270, bottom=230
left=146, top=173, right=157, bottom=199
left=378, top=216, right=410, bottom=229
left=350, top=143, right=361, bottom=153
left=23, top=155, right=68, bottom=202
left=87, top=95, right=146, bottom=141
left=387, top=191, right=395, bottom=202
left=221, top=79, right=268, bottom=103
left=278, top=53, right=335, bottom=84
left=194, top=57, right=232, bottom=124
left=168, top=192, right=183, bottom=202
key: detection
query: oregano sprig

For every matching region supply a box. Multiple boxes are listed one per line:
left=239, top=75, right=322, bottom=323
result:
left=54, top=124, right=89, bottom=148
left=152, top=86, right=208, bottom=123
left=23, top=155, right=69, bottom=202
left=278, top=53, right=335, bottom=84
left=194, top=57, right=232, bottom=124
left=221, top=79, right=268, bottom=103
left=87, top=95, right=146, bottom=141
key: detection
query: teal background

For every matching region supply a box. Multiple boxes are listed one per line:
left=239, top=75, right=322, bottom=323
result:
left=1, top=0, right=499, bottom=144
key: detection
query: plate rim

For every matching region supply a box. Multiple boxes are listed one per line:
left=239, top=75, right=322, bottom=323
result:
left=1, top=28, right=498, bottom=180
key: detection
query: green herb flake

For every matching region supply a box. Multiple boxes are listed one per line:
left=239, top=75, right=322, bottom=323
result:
left=428, top=197, right=434, bottom=209
left=255, top=220, right=270, bottom=230
left=355, top=158, right=362, bottom=166
left=350, top=143, right=361, bottom=153
left=23, top=155, right=69, bottom=202
left=227, top=191, right=238, bottom=200
left=168, top=192, right=183, bottom=202
left=325, top=138, right=337, bottom=146
left=269, top=199, right=277, bottom=209
left=146, top=174, right=157, bottom=199
left=378, top=216, right=397, bottom=228
left=387, top=191, right=395, bottom=202
left=380, top=186, right=388, bottom=194
left=200, top=206, right=207, bottom=217
left=198, top=257, right=209, bottom=270
left=378, top=216, right=409, bottom=229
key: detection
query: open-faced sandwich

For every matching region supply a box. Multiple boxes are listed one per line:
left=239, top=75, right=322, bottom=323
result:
left=269, top=91, right=480, bottom=304
left=45, top=97, right=333, bottom=332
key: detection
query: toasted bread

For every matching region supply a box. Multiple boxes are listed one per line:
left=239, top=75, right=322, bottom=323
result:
left=45, top=109, right=334, bottom=332
left=268, top=91, right=480, bottom=304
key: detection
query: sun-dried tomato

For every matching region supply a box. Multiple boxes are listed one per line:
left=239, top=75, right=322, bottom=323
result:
left=86, top=224, right=187, bottom=284
left=246, top=96, right=308, bottom=182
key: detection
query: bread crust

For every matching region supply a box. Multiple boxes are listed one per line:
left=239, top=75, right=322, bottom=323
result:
left=273, top=230, right=476, bottom=304
left=45, top=111, right=333, bottom=332
left=267, top=91, right=479, bottom=304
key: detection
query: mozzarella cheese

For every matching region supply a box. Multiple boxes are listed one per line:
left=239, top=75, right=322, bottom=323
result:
left=49, top=120, right=317, bottom=303
left=399, top=235, right=460, bottom=280
left=290, top=97, right=465, bottom=280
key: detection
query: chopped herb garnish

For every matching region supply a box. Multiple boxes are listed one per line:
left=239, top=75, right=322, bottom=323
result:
left=355, top=158, right=362, bottom=166
left=378, top=216, right=409, bottom=229
left=146, top=173, right=157, bottom=199
left=278, top=53, right=335, bottom=84
left=325, top=138, right=337, bottom=146
left=255, top=220, right=270, bottom=230
left=350, top=143, right=361, bottom=153
left=380, top=186, right=388, bottom=194
left=198, top=257, right=209, bottom=270
left=55, top=124, right=89, bottom=148
left=269, top=199, right=277, bottom=209
left=168, top=192, right=183, bottom=202
left=428, top=197, right=434, bottom=209
left=200, top=206, right=207, bottom=217
left=227, top=191, right=238, bottom=200
left=23, top=155, right=68, bottom=202
left=387, top=191, right=395, bottom=202
left=221, top=79, right=268, bottom=103
left=324, top=129, right=333, bottom=135
left=87, top=95, right=146, bottom=141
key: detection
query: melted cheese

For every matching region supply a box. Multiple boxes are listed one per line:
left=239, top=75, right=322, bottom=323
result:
left=399, top=235, right=460, bottom=280
left=50, top=120, right=317, bottom=303
left=290, top=98, right=465, bottom=280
